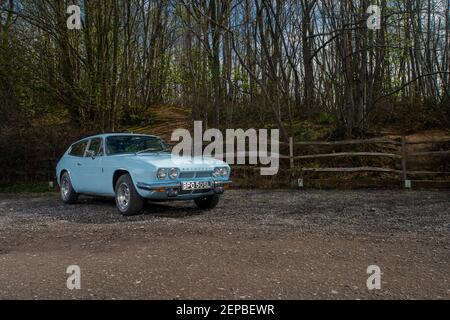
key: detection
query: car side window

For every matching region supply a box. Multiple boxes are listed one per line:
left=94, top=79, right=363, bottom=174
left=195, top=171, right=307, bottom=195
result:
left=86, top=138, right=103, bottom=157
left=69, top=140, right=89, bottom=157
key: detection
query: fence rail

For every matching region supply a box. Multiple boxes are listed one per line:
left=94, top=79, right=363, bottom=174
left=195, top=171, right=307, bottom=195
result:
left=281, top=137, right=402, bottom=146
left=293, top=152, right=402, bottom=160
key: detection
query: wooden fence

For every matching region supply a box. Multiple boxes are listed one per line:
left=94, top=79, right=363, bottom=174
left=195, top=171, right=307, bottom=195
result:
left=228, top=136, right=450, bottom=188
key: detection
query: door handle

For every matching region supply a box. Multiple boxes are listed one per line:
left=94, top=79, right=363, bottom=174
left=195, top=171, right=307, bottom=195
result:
left=77, top=163, right=82, bottom=166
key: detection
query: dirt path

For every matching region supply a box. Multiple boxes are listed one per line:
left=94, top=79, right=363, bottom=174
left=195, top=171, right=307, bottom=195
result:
left=0, top=190, right=449, bottom=299
left=386, top=129, right=450, bottom=174
left=126, top=105, right=191, bottom=141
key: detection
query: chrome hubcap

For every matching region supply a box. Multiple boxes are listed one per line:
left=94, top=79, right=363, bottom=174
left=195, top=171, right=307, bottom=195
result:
left=61, top=176, right=70, bottom=200
left=117, top=183, right=130, bottom=211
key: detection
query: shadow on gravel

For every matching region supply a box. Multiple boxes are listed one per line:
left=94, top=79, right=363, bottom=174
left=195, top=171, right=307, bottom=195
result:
left=66, top=196, right=207, bottom=224
left=0, top=194, right=209, bottom=225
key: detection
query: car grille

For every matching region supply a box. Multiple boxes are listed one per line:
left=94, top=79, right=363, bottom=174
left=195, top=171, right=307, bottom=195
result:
left=179, top=171, right=212, bottom=179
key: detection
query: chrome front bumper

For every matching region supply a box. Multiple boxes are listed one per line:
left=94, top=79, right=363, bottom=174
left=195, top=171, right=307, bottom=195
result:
left=136, top=180, right=233, bottom=196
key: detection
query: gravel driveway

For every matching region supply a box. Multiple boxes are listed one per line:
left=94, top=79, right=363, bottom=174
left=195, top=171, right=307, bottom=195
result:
left=0, top=190, right=449, bottom=299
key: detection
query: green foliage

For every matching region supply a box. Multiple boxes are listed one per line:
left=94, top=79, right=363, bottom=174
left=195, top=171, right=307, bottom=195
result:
left=289, top=120, right=332, bottom=141
left=0, top=182, right=56, bottom=194
left=316, top=112, right=334, bottom=125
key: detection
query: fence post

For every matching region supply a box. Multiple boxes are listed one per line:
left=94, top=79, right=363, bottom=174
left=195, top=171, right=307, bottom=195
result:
left=401, top=136, right=410, bottom=189
left=289, top=137, right=294, bottom=169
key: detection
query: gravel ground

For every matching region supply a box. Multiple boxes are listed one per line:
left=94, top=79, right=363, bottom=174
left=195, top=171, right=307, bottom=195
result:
left=0, top=189, right=449, bottom=300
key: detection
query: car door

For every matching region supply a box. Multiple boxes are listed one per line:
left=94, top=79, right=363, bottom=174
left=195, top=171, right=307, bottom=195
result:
left=79, top=137, right=106, bottom=195
left=66, top=139, right=90, bottom=193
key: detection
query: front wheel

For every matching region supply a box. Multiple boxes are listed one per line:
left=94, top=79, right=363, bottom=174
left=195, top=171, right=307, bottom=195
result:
left=194, top=194, right=220, bottom=210
left=115, top=174, right=143, bottom=216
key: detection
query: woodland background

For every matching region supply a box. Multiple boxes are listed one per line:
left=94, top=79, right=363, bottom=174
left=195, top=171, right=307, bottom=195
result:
left=0, top=0, right=449, bottom=187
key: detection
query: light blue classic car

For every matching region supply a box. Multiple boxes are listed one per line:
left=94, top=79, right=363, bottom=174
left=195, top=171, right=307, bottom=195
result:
left=56, top=133, right=232, bottom=215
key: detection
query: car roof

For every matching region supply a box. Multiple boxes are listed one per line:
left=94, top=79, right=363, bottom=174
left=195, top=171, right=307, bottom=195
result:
left=72, top=133, right=161, bottom=144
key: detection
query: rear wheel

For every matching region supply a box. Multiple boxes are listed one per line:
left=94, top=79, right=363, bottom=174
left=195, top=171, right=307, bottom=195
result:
left=115, top=174, right=143, bottom=216
left=60, top=172, right=78, bottom=204
left=194, top=194, right=220, bottom=210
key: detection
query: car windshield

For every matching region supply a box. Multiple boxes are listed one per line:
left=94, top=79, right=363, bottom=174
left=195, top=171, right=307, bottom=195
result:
left=106, top=135, right=167, bottom=155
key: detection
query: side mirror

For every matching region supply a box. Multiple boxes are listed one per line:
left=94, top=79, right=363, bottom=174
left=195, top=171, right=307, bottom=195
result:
left=86, top=150, right=96, bottom=159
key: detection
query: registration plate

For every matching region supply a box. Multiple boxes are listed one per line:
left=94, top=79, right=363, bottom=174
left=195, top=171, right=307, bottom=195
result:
left=181, top=181, right=212, bottom=191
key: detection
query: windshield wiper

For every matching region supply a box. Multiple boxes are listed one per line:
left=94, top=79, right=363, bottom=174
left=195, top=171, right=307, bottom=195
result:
left=135, top=148, right=161, bottom=155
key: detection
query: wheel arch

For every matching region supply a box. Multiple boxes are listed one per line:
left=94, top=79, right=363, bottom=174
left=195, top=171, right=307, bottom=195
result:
left=112, top=169, right=130, bottom=191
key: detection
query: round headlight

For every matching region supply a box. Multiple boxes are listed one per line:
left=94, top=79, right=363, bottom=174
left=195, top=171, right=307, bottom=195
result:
left=157, top=168, right=167, bottom=180
left=212, top=167, right=221, bottom=177
left=168, top=168, right=179, bottom=180
left=220, top=167, right=228, bottom=177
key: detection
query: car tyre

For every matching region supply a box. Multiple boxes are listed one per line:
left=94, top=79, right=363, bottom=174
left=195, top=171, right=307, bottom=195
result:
left=60, top=172, right=78, bottom=204
left=115, top=174, right=143, bottom=216
left=194, top=194, right=220, bottom=210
